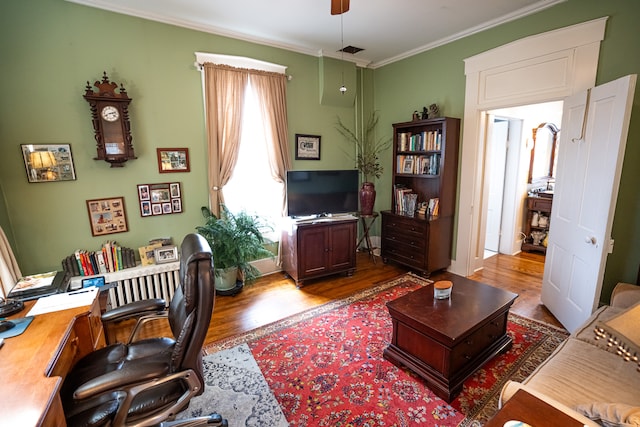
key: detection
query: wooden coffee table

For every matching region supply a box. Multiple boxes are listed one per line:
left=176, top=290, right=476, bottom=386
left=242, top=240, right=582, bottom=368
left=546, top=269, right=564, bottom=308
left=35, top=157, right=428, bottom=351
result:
left=383, top=272, right=517, bottom=402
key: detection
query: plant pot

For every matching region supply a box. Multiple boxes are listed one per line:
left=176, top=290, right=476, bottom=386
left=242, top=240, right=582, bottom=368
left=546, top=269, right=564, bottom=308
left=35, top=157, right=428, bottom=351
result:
left=359, top=182, right=376, bottom=215
left=215, top=266, right=239, bottom=291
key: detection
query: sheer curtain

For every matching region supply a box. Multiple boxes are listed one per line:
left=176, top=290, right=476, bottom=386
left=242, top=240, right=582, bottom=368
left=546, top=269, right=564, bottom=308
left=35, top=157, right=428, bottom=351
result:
left=249, top=70, right=292, bottom=215
left=202, top=62, right=291, bottom=216
left=0, top=226, right=21, bottom=298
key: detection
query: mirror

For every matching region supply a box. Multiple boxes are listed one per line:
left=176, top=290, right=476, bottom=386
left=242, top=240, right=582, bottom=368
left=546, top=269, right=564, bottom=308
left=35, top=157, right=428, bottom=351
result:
left=528, top=122, right=559, bottom=184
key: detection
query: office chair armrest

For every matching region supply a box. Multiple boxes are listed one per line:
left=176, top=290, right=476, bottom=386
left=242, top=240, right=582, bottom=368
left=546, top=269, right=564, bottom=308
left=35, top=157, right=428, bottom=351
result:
left=101, top=299, right=167, bottom=323
left=73, top=361, right=170, bottom=400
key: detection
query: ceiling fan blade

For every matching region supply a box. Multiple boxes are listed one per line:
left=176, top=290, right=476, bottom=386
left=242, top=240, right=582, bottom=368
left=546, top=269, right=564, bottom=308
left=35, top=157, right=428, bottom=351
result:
left=331, top=0, right=350, bottom=15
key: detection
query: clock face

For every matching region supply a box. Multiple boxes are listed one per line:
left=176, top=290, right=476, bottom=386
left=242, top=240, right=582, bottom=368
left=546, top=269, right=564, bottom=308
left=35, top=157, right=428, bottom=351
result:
left=101, top=105, right=120, bottom=122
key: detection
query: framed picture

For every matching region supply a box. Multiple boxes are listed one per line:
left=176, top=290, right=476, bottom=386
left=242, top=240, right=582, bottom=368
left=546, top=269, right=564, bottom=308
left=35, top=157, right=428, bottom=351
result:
left=295, top=134, right=321, bottom=160
left=86, top=196, right=129, bottom=236
left=154, top=245, right=179, bottom=264
left=137, top=182, right=183, bottom=217
left=21, top=143, right=76, bottom=183
left=157, top=148, right=190, bottom=173
left=402, top=156, right=415, bottom=174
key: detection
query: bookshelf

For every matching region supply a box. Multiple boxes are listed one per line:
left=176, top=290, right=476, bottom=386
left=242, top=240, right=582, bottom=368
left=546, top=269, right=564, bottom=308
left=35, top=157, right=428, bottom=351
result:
left=381, top=117, right=460, bottom=276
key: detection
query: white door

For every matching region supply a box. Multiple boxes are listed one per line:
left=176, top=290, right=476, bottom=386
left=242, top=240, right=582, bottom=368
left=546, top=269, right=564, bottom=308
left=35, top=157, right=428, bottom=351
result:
left=542, top=75, right=636, bottom=333
left=485, top=119, right=509, bottom=253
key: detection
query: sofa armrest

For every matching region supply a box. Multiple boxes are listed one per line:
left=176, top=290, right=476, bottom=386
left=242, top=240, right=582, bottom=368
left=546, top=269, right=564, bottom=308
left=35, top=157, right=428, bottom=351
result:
left=499, top=381, right=601, bottom=426
left=610, top=282, right=640, bottom=309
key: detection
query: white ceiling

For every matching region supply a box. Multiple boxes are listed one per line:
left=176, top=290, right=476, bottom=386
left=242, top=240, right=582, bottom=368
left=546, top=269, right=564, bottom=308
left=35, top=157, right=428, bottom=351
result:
left=67, top=0, right=565, bottom=68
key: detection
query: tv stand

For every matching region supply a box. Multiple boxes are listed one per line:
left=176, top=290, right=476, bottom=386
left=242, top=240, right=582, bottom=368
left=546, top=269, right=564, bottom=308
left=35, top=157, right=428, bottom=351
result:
left=281, top=216, right=357, bottom=288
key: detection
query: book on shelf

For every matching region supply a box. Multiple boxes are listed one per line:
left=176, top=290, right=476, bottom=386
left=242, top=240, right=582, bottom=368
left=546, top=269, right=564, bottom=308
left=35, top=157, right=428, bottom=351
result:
left=428, top=198, right=440, bottom=217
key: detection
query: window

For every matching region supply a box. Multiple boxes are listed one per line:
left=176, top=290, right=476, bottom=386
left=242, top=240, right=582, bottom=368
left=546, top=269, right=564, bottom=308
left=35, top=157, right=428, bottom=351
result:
left=222, top=80, right=284, bottom=234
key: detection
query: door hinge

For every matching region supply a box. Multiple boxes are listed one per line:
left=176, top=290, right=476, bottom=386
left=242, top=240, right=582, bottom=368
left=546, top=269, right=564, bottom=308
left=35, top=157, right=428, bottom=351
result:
left=608, top=239, right=615, bottom=254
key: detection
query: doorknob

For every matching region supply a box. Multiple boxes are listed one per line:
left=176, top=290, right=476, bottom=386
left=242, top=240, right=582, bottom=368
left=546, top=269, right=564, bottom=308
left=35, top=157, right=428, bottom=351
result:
left=585, top=236, right=597, bottom=245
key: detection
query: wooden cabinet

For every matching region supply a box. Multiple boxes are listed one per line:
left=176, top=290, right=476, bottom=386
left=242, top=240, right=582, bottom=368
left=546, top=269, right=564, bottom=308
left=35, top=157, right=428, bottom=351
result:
left=381, top=117, right=460, bottom=276
left=281, top=218, right=357, bottom=287
left=522, top=195, right=552, bottom=253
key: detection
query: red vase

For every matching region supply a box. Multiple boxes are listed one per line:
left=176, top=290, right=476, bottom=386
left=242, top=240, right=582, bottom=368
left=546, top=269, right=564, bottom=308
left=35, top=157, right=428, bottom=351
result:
left=359, top=182, right=376, bottom=215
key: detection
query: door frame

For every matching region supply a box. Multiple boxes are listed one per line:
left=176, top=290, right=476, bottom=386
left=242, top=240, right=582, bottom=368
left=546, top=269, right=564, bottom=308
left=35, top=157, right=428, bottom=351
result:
left=450, top=17, right=607, bottom=276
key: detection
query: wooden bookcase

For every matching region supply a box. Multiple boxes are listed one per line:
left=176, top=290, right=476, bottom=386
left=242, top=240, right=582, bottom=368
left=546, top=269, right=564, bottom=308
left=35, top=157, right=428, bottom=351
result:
left=381, top=117, right=460, bottom=276
left=521, top=195, right=553, bottom=253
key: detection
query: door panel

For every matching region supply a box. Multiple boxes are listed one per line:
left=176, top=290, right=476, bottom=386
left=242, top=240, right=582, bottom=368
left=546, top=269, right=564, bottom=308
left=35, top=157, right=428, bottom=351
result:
left=542, top=75, right=636, bottom=332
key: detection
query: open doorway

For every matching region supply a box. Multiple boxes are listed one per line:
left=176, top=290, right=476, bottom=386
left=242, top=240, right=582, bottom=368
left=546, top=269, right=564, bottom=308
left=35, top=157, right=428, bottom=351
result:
left=481, top=102, right=563, bottom=261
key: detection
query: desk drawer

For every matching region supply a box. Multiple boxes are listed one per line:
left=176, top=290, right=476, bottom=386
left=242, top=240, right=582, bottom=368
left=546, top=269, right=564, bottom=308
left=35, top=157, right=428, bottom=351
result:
left=382, top=214, right=427, bottom=239
left=49, top=328, right=80, bottom=378
left=383, top=240, right=427, bottom=270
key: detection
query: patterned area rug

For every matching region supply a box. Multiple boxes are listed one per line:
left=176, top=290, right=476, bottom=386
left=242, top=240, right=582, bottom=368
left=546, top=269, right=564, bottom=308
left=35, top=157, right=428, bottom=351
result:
left=203, top=273, right=569, bottom=426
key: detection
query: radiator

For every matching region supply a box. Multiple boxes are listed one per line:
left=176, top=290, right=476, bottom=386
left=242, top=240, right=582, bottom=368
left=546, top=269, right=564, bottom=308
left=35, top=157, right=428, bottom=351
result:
left=69, top=262, right=181, bottom=309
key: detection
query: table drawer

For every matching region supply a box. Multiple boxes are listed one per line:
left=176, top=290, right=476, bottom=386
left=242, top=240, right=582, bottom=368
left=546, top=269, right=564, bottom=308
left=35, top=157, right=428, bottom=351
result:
left=450, top=312, right=508, bottom=372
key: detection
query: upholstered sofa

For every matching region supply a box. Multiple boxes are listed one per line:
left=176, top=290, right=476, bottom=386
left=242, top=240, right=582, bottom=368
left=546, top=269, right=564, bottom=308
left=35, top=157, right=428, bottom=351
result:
left=500, top=282, right=640, bottom=426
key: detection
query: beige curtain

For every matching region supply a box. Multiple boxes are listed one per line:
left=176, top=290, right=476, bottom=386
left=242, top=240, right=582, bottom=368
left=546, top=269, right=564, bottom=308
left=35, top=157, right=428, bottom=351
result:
left=203, top=63, right=248, bottom=216
left=250, top=71, right=292, bottom=215
left=0, top=226, right=21, bottom=298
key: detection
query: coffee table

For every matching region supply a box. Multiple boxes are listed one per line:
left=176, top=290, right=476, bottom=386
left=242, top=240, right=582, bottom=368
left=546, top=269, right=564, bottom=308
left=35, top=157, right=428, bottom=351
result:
left=383, top=272, right=518, bottom=402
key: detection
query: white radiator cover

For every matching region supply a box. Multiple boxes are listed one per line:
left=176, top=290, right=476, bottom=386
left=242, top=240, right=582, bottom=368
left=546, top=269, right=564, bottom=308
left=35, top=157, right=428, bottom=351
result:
left=69, top=257, right=281, bottom=309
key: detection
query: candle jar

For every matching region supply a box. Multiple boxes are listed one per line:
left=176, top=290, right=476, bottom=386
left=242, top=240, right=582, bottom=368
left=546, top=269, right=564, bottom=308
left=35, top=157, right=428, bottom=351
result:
left=434, top=280, right=453, bottom=299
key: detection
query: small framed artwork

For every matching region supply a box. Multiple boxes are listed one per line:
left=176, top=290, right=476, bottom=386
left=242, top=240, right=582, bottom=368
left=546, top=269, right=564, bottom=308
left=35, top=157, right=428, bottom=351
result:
left=86, top=196, right=129, bottom=236
left=402, top=157, right=415, bottom=174
left=21, top=143, right=76, bottom=183
left=295, top=134, right=321, bottom=160
left=157, top=148, right=190, bottom=173
left=154, top=245, right=179, bottom=264
left=137, top=182, right=183, bottom=217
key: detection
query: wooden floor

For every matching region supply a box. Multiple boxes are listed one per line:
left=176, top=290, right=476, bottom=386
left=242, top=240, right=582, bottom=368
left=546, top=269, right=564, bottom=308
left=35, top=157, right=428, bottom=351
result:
left=110, top=250, right=563, bottom=345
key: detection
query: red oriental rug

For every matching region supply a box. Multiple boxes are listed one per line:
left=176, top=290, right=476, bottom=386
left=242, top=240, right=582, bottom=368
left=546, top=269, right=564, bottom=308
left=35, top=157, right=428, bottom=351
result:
left=206, top=273, right=569, bottom=426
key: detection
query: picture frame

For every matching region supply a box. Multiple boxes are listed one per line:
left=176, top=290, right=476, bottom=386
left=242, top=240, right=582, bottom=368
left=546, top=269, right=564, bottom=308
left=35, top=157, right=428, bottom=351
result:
left=86, top=196, right=129, bottom=236
left=295, top=134, right=321, bottom=160
left=154, top=245, right=179, bottom=264
left=157, top=148, right=190, bottom=173
left=137, top=182, right=183, bottom=217
left=402, top=156, right=415, bottom=174
left=21, top=143, right=76, bottom=183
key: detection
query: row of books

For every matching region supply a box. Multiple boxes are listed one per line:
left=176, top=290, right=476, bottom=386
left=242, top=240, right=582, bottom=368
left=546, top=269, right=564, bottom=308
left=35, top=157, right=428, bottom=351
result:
left=62, top=242, right=136, bottom=277
left=397, top=130, right=442, bottom=152
left=397, top=154, right=441, bottom=175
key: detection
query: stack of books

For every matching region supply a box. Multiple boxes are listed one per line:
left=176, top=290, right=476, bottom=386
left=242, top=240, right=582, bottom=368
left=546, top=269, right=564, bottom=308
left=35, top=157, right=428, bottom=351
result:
left=62, top=242, right=136, bottom=277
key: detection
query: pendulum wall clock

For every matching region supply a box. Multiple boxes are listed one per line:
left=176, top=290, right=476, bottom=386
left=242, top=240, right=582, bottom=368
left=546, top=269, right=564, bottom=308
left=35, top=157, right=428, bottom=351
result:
left=83, top=71, right=137, bottom=167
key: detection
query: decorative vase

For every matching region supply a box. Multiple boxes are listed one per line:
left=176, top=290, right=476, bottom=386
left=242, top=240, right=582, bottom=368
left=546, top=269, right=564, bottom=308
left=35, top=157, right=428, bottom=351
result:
left=359, top=182, right=376, bottom=215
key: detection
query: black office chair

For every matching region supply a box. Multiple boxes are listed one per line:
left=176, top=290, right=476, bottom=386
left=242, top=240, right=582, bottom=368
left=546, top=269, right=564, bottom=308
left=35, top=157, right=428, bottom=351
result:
left=61, top=233, right=227, bottom=427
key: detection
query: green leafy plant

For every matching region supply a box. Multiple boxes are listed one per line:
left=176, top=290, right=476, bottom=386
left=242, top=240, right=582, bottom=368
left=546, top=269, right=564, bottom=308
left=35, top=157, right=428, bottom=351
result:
left=196, top=205, right=274, bottom=284
left=336, top=111, right=392, bottom=182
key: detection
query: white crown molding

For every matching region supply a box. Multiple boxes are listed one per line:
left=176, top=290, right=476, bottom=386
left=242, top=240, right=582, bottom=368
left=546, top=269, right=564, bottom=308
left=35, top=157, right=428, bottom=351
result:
left=66, top=0, right=566, bottom=69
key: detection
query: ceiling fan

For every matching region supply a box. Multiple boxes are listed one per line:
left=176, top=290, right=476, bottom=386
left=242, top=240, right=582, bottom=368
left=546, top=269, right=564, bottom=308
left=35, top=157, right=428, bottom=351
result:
left=331, top=0, right=350, bottom=15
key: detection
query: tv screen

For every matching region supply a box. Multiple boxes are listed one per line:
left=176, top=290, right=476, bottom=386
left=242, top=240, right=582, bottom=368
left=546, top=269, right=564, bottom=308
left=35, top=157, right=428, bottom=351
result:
left=286, top=170, right=359, bottom=217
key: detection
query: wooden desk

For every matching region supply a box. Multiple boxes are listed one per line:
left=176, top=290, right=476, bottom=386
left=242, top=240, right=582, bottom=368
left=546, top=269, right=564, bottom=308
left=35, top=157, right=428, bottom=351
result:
left=0, top=294, right=105, bottom=427
left=485, top=389, right=585, bottom=426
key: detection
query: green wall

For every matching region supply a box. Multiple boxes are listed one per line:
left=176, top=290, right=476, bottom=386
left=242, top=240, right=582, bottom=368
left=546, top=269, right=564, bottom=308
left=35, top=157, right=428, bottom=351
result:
left=0, top=0, right=360, bottom=274
left=373, top=0, right=640, bottom=302
left=1, top=0, right=639, bottom=305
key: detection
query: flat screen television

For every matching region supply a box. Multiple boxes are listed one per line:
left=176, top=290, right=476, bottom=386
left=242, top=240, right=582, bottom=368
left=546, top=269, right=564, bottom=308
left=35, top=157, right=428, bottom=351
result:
left=286, top=170, right=359, bottom=217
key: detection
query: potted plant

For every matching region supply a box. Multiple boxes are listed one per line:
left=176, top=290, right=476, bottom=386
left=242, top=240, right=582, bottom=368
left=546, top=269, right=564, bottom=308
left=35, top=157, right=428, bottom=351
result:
left=196, top=205, right=274, bottom=295
left=336, top=111, right=392, bottom=214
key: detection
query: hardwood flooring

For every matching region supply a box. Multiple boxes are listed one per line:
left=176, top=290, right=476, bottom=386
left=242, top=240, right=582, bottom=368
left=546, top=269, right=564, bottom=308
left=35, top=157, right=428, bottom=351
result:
left=109, top=250, right=563, bottom=345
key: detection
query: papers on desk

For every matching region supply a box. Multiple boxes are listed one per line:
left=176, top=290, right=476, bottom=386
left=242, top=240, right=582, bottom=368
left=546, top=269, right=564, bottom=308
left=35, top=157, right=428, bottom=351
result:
left=26, top=287, right=99, bottom=316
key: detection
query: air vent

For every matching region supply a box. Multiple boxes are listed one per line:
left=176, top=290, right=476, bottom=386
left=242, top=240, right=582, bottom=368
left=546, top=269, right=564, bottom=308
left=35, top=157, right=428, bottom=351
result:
left=339, top=45, right=364, bottom=54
